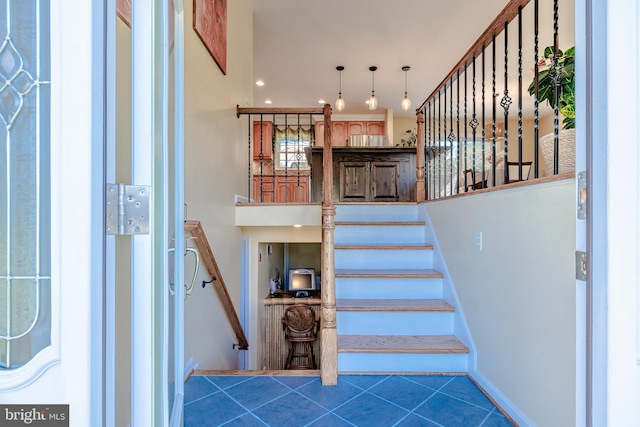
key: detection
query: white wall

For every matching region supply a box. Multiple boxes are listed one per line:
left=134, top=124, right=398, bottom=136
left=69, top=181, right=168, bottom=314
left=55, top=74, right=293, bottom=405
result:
left=425, top=180, right=576, bottom=427
left=182, top=0, right=254, bottom=370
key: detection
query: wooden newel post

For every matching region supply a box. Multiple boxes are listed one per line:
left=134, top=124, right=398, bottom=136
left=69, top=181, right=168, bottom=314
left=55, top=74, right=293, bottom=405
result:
left=416, top=111, right=426, bottom=202
left=320, top=103, right=338, bottom=385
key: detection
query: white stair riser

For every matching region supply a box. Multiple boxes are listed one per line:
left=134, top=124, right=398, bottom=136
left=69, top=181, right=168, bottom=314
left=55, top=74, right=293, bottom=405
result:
left=335, top=249, right=433, bottom=270
left=337, top=312, right=454, bottom=335
left=335, top=226, right=426, bottom=245
left=338, top=353, right=469, bottom=373
left=336, top=277, right=443, bottom=299
left=335, top=204, right=419, bottom=222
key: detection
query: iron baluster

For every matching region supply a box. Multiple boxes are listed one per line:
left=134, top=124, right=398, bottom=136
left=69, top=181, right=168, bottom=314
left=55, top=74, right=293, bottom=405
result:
left=471, top=56, right=478, bottom=189
left=492, top=36, right=497, bottom=188
left=518, top=6, right=524, bottom=180
left=464, top=65, right=469, bottom=191
left=456, top=70, right=461, bottom=195
left=534, top=0, right=540, bottom=178
left=502, top=21, right=511, bottom=185
left=553, top=0, right=560, bottom=174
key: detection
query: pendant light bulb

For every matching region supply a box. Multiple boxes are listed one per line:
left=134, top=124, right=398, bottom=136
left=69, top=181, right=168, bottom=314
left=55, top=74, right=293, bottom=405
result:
left=335, top=66, right=345, bottom=112
left=368, top=66, right=378, bottom=111
left=401, top=66, right=412, bottom=111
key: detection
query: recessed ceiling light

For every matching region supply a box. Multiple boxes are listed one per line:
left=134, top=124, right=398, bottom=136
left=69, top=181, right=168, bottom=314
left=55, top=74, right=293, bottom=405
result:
left=318, top=99, right=326, bottom=104
left=265, top=100, right=272, bottom=104
left=256, top=80, right=264, bottom=86
left=293, top=224, right=302, bottom=228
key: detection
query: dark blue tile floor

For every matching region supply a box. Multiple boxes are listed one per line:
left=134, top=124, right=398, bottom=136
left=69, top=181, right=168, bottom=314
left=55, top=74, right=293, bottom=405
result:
left=184, top=374, right=514, bottom=426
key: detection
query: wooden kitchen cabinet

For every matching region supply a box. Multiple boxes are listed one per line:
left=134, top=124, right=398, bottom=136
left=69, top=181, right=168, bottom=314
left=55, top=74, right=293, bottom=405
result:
left=332, top=122, right=348, bottom=146
left=252, top=121, right=273, bottom=160
left=339, top=161, right=400, bottom=202
left=347, top=121, right=366, bottom=136
left=252, top=175, right=274, bottom=202
left=314, top=122, right=325, bottom=147
left=340, top=162, right=370, bottom=202
left=314, top=120, right=384, bottom=147
left=311, top=147, right=416, bottom=203
left=253, top=175, right=309, bottom=203
left=275, top=175, right=309, bottom=203
left=366, top=121, right=385, bottom=135
left=370, top=162, right=400, bottom=201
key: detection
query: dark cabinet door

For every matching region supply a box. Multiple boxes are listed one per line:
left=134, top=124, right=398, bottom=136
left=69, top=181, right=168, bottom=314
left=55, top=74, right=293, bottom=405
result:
left=340, top=162, right=369, bottom=202
left=371, top=162, right=399, bottom=201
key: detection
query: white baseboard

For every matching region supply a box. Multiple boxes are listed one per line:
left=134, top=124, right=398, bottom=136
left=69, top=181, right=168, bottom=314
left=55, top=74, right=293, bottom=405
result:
left=184, top=358, right=200, bottom=381
left=469, top=369, right=534, bottom=426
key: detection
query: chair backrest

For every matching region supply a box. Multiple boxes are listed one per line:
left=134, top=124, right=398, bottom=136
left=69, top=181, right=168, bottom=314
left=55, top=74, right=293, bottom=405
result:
left=464, top=169, right=474, bottom=190
left=507, top=161, right=532, bottom=181
left=282, top=304, right=317, bottom=337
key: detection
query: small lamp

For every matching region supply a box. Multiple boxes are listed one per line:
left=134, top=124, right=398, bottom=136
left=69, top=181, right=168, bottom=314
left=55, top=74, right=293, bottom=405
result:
left=401, top=66, right=412, bottom=111
left=335, top=66, right=345, bottom=112
left=368, top=66, right=378, bottom=110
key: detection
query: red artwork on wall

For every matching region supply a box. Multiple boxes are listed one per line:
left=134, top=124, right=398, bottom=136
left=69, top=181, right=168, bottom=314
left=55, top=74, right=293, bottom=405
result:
left=116, top=0, right=132, bottom=27
left=116, top=0, right=175, bottom=49
left=193, top=0, right=227, bottom=75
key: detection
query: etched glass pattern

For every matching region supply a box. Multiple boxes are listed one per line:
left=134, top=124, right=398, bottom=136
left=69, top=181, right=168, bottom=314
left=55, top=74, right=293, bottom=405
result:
left=0, top=0, right=51, bottom=369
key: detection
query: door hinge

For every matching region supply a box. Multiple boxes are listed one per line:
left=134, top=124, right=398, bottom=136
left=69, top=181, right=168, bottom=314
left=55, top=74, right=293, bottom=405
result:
left=577, top=171, right=587, bottom=220
left=106, top=183, right=150, bottom=235
left=576, top=250, right=587, bottom=281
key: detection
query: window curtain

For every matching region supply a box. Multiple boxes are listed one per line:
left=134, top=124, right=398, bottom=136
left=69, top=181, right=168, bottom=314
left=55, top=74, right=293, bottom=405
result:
left=275, top=125, right=313, bottom=143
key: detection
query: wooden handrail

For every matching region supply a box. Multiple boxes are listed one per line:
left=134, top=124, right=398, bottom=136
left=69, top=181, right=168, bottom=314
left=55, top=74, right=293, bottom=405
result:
left=416, top=0, right=531, bottom=111
left=185, top=220, right=249, bottom=350
left=236, top=105, right=325, bottom=118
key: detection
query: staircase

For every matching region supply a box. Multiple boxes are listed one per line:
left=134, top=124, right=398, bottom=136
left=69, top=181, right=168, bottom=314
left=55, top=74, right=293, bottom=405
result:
left=334, top=203, right=470, bottom=373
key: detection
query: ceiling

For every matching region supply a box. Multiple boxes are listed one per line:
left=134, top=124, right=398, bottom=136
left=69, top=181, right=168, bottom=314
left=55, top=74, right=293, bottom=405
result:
left=250, top=0, right=512, bottom=119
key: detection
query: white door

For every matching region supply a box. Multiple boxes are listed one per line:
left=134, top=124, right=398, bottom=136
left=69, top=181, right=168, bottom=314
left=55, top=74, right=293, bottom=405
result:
left=0, top=0, right=185, bottom=426
left=0, top=0, right=108, bottom=425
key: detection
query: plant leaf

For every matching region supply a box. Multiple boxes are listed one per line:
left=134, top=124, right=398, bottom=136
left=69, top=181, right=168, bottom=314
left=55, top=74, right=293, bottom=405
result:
left=560, top=104, right=575, bottom=119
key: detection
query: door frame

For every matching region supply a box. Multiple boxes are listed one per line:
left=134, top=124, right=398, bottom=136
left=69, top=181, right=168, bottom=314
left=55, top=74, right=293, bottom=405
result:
left=587, top=0, right=640, bottom=426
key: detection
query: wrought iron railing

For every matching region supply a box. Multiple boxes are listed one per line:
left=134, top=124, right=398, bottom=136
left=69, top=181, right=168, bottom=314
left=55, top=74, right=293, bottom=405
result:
left=416, top=0, right=575, bottom=200
left=236, top=106, right=329, bottom=203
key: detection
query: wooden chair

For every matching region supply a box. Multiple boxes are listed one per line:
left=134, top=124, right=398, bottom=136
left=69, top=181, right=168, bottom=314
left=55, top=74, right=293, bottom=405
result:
left=464, top=169, right=487, bottom=191
left=281, top=304, right=319, bottom=369
left=507, top=161, right=533, bottom=183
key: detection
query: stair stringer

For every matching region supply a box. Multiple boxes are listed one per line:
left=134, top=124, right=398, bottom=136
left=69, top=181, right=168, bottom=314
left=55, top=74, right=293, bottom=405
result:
left=418, top=202, right=477, bottom=372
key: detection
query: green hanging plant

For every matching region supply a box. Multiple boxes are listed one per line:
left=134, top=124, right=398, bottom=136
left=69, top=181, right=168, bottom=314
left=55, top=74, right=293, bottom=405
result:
left=528, top=45, right=575, bottom=129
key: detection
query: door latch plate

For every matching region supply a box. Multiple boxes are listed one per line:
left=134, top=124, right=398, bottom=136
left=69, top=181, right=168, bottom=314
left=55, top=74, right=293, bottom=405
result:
left=576, top=250, right=587, bottom=281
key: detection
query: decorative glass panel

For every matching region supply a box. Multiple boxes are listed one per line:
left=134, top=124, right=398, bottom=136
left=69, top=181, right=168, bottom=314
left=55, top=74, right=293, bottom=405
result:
left=0, top=0, right=51, bottom=369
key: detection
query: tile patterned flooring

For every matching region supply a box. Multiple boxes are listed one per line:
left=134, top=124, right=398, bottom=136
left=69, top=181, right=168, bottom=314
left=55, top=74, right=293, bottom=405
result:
left=184, top=374, right=514, bottom=426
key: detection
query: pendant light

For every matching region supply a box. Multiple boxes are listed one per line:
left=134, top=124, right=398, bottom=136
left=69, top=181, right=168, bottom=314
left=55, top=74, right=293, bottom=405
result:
left=401, top=66, right=412, bottom=111
left=335, top=66, right=345, bottom=112
left=368, top=66, right=378, bottom=111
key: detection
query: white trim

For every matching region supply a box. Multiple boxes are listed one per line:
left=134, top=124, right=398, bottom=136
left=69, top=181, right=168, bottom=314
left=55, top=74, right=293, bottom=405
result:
left=0, top=346, right=59, bottom=391
left=131, top=0, right=156, bottom=424
left=589, top=1, right=640, bottom=426
left=240, top=238, right=250, bottom=370
left=419, top=203, right=477, bottom=371
left=183, top=358, right=194, bottom=379
left=470, top=370, right=534, bottom=427
left=170, top=0, right=186, bottom=424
